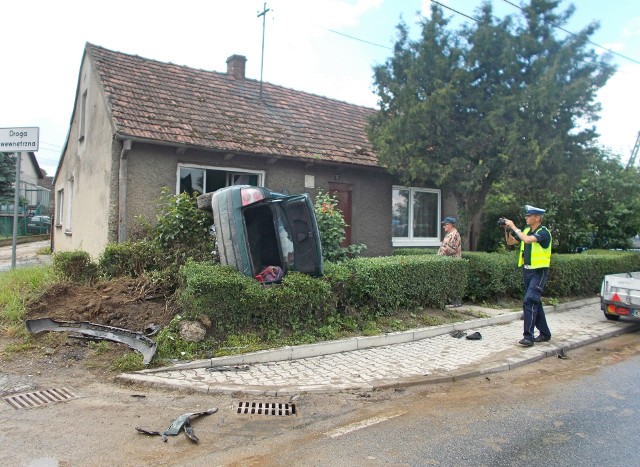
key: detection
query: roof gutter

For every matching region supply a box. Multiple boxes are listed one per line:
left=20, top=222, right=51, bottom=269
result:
left=118, top=139, right=132, bottom=242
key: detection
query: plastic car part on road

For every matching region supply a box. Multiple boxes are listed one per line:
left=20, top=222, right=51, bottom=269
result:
left=25, top=318, right=157, bottom=364
left=136, top=407, right=219, bottom=443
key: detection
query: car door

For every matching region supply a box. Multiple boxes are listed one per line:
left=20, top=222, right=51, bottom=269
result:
left=280, top=195, right=324, bottom=276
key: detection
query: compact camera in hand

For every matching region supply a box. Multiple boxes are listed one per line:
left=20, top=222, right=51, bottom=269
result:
left=497, top=217, right=507, bottom=227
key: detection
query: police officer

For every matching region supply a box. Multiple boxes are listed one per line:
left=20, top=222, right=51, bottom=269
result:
left=503, top=205, right=552, bottom=347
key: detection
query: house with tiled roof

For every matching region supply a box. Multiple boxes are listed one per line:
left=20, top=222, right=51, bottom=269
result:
left=53, top=43, right=453, bottom=258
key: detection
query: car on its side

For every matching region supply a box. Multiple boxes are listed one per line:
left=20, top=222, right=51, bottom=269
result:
left=198, top=185, right=323, bottom=282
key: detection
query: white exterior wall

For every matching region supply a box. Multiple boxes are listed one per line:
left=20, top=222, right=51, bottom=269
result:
left=53, top=55, right=114, bottom=259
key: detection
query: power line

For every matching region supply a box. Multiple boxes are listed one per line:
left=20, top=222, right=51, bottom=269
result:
left=320, top=26, right=393, bottom=50
left=500, top=0, right=640, bottom=65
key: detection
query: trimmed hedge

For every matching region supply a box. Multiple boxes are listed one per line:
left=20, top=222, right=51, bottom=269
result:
left=51, top=250, right=99, bottom=284
left=167, top=251, right=640, bottom=340
left=177, top=262, right=334, bottom=338
left=324, top=255, right=467, bottom=317
left=98, top=241, right=159, bottom=278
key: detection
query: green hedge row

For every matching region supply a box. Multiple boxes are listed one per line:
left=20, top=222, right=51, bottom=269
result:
left=463, top=250, right=640, bottom=301
left=176, top=255, right=467, bottom=337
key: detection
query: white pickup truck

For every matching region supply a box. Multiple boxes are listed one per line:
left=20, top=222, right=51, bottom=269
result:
left=600, top=271, right=640, bottom=320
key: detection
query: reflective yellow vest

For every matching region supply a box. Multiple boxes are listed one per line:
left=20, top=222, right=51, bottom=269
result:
left=518, top=226, right=552, bottom=268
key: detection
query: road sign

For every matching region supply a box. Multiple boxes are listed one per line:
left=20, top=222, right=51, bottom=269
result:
left=0, top=127, right=40, bottom=152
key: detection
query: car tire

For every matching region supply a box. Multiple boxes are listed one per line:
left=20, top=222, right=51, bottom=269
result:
left=603, top=311, right=621, bottom=321
left=197, top=192, right=213, bottom=211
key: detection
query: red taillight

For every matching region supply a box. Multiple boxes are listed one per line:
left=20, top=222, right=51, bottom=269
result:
left=608, top=304, right=630, bottom=315
left=241, top=188, right=264, bottom=206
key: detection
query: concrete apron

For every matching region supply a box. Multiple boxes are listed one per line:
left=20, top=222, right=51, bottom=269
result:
left=117, top=297, right=640, bottom=395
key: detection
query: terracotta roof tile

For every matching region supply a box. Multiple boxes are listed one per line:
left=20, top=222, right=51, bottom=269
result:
left=87, top=43, right=379, bottom=167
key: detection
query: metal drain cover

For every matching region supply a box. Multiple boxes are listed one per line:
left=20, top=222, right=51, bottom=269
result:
left=2, top=387, right=78, bottom=410
left=236, top=401, right=296, bottom=416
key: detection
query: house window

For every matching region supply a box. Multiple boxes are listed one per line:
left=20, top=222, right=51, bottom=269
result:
left=56, top=189, right=64, bottom=226
left=66, top=178, right=74, bottom=232
left=79, top=89, right=88, bottom=141
left=392, top=186, right=441, bottom=247
left=177, top=164, right=264, bottom=196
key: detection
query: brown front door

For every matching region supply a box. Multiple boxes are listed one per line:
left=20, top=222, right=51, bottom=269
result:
left=329, top=182, right=352, bottom=247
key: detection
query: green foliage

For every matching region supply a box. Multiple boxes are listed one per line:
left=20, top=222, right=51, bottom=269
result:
left=393, top=248, right=438, bottom=256
left=110, top=352, right=145, bottom=372
left=314, top=191, right=366, bottom=262
left=98, top=241, right=158, bottom=278
left=155, top=314, right=217, bottom=361
left=97, top=188, right=217, bottom=293
left=0, top=153, right=16, bottom=203
left=323, top=255, right=468, bottom=316
left=368, top=1, right=615, bottom=249
left=0, top=265, right=56, bottom=325
left=151, top=188, right=217, bottom=267
left=176, top=261, right=334, bottom=340
left=51, top=251, right=99, bottom=284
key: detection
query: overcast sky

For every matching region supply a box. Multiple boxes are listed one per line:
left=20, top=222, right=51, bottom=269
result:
left=2, top=0, right=639, bottom=176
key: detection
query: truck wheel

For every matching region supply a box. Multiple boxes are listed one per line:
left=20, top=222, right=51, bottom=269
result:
left=603, top=311, right=621, bottom=321
left=197, top=192, right=213, bottom=211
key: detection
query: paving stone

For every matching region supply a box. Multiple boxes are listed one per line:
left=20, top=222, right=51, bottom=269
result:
left=120, top=301, right=640, bottom=394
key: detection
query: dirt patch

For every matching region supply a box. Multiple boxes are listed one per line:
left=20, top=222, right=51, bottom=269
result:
left=26, top=278, right=175, bottom=332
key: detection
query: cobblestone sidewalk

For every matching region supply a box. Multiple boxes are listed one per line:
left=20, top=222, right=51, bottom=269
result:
left=119, top=300, right=640, bottom=395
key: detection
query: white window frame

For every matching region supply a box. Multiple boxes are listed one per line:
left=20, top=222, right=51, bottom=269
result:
left=392, top=186, right=441, bottom=247
left=65, top=177, right=74, bottom=233
left=175, top=163, right=265, bottom=194
left=56, top=188, right=64, bottom=227
left=79, top=89, right=88, bottom=142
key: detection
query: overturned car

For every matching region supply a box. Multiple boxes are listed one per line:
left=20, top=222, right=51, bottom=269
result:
left=198, top=186, right=324, bottom=282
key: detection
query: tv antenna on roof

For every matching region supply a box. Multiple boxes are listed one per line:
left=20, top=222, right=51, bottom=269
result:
left=627, top=131, right=640, bottom=170
left=257, top=2, right=271, bottom=100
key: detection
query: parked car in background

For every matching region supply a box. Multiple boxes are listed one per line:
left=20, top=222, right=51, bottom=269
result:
left=198, top=186, right=324, bottom=283
left=26, top=215, right=51, bottom=234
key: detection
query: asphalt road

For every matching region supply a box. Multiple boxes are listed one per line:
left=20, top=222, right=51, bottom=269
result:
left=0, top=240, right=51, bottom=271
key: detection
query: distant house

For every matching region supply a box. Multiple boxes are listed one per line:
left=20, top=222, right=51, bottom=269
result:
left=0, top=152, right=50, bottom=236
left=53, top=43, right=455, bottom=258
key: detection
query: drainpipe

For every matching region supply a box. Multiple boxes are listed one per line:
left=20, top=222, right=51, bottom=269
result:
left=118, top=140, right=132, bottom=242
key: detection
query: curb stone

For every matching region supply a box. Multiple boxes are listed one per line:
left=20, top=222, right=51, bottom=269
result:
left=139, top=297, right=601, bottom=375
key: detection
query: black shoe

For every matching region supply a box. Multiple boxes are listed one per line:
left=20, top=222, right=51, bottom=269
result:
left=534, top=334, right=551, bottom=343
left=466, top=332, right=482, bottom=340
left=518, top=338, right=534, bottom=347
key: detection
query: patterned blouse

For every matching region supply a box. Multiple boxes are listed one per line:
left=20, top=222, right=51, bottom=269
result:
left=438, top=228, right=462, bottom=258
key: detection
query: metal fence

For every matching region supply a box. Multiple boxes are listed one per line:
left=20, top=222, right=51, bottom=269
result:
left=0, top=181, right=51, bottom=238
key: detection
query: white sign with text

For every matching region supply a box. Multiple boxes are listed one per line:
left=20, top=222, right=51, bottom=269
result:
left=0, top=127, right=40, bottom=152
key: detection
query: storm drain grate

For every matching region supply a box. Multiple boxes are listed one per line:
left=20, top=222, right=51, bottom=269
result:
left=2, top=387, right=78, bottom=410
left=236, top=401, right=297, bottom=416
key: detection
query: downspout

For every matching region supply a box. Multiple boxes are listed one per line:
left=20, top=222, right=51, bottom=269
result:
left=118, top=139, right=132, bottom=242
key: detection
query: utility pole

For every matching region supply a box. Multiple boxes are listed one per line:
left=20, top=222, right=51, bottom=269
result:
left=257, top=2, right=271, bottom=100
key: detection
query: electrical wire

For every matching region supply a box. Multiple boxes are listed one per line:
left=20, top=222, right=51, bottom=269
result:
left=501, top=0, right=640, bottom=65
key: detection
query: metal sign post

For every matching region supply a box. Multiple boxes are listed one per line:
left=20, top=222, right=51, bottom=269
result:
left=11, top=152, right=22, bottom=270
left=0, top=127, right=40, bottom=270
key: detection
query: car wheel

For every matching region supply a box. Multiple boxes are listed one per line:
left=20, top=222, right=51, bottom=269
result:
left=197, top=192, right=213, bottom=210
left=603, top=311, right=621, bottom=321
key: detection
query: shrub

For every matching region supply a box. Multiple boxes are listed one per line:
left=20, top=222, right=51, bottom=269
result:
left=393, top=248, right=438, bottom=256
left=177, top=261, right=335, bottom=340
left=51, top=251, right=98, bottom=284
left=314, top=191, right=366, bottom=262
left=323, top=255, right=468, bottom=317
left=98, top=241, right=159, bottom=278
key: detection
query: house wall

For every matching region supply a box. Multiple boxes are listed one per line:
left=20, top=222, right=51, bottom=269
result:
left=53, top=55, right=114, bottom=259
left=19, top=153, right=39, bottom=186
left=122, top=145, right=453, bottom=258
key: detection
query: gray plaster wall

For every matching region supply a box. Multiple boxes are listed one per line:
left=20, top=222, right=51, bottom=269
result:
left=53, top=55, right=114, bottom=259
left=124, top=146, right=409, bottom=257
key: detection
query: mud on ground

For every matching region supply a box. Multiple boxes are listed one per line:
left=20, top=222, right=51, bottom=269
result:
left=26, top=278, right=175, bottom=332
